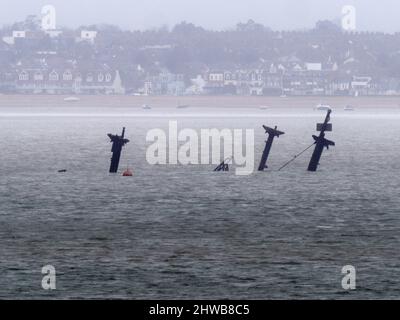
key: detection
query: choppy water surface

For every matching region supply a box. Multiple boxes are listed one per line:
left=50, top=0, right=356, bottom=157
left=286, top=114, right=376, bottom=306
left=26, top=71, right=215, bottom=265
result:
left=1, top=106, right=400, bottom=299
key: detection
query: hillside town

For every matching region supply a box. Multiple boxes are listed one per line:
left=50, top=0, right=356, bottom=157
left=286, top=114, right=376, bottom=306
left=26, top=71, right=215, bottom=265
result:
left=1, top=17, right=400, bottom=96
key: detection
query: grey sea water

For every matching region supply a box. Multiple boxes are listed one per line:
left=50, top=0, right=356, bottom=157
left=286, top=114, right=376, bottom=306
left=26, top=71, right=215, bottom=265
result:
left=1, top=106, right=400, bottom=299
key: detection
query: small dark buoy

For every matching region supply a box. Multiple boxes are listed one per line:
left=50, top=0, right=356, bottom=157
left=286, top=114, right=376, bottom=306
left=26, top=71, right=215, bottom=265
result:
left=122, top=169, right=133, bottom=176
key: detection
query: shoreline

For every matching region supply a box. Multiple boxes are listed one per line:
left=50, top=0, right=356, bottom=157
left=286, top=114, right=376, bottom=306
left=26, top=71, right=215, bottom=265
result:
left=0, top=94, right=400, bottom=108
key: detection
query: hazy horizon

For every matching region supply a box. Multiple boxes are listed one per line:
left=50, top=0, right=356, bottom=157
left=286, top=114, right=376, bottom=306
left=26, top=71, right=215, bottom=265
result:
left=0, top=0, right=399, bottom=33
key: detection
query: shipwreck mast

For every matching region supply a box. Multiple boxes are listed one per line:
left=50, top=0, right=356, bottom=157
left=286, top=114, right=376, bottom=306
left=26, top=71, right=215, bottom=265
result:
left=107, top=127, right=130, bottom=173
left=307, top=110, right=335, bottom=172
left=258, top=125, right=285, bottom=171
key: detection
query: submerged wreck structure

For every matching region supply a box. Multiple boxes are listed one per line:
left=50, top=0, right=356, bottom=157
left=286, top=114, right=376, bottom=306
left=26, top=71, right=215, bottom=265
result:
left=307, top=110, right=335, bottom=172
left=214, top=157, right=232, bottom=171
left=107, top=127, right=129, bottom=173
left=258, top=125, right=285, bottom=171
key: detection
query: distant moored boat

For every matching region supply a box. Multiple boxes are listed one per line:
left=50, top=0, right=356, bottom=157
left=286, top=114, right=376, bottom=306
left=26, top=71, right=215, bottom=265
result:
left=344, top=105, right=355, bottom=111
left=63, top=96, right=80, bottom=102
left=142, top=104, right=152, bottom=110
left=315, top=103, right=331, bottom=111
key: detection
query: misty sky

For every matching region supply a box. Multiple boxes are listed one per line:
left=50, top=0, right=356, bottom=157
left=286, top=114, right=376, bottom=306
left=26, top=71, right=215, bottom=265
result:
left=0, top=0, right=398, bottom=32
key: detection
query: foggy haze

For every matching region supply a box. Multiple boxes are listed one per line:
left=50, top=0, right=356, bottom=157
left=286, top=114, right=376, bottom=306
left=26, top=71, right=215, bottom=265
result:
left=0, top=0, right=399, bottom=32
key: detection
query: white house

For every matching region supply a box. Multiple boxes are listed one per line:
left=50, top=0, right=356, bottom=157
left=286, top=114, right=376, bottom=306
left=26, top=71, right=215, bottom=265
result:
left=13, top=31, right=26, bottom=38
left=306, top=63, right=322, bottom=72
left=63, top=70, right=73, bottom=81
left=14, top=67, right=125, bottom=95
left=2, top=31, right=27, bottom=45
left=351, top=76, right=371, bottom=89
left=208, top=72, right=224, bottom=83
left=80, top=31, right=98, bottom=43
left=34, top=71, right=44, bottom=81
